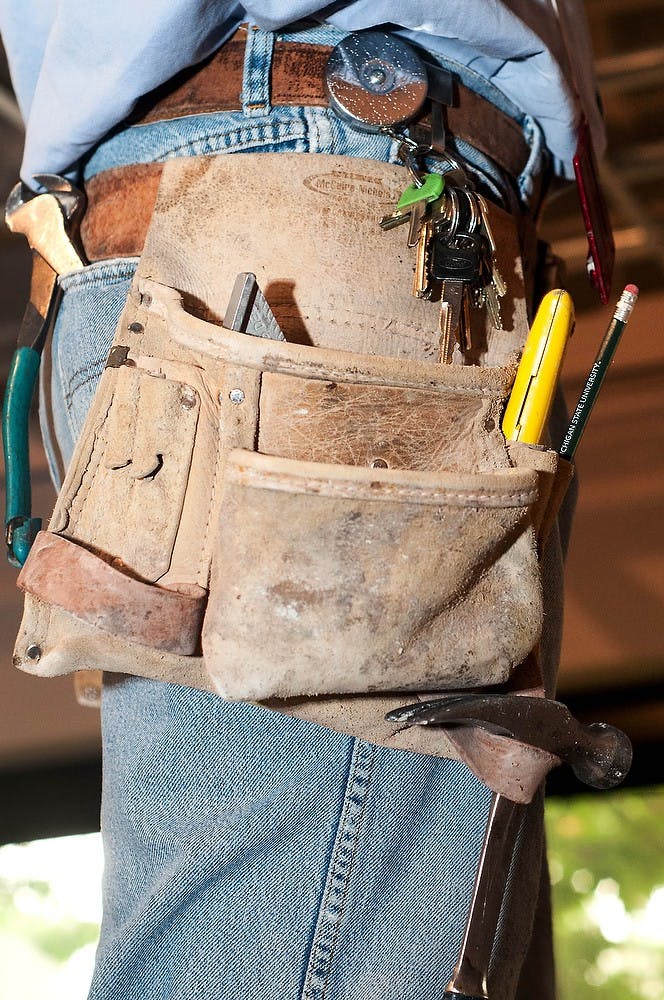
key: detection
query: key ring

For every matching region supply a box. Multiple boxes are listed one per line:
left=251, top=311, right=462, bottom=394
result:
left=462, top=189, right=481, bottom=233
left=437, top=187, right=461, bottom=241
left=433, top=150, right=473, bottom=190
left=396, top=139, right=432, bottom=188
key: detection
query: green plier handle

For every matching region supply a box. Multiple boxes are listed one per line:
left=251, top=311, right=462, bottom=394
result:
left=2, top=346, right=43, bottom=567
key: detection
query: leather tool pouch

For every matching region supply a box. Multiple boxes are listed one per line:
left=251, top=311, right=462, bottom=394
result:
left=13, top=155, right=573, bottom=741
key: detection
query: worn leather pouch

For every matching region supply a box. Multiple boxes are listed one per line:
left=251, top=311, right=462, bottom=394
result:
left=13, top=153, right=572, bottom=718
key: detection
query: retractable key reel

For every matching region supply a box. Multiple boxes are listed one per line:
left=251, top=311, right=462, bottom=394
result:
left=325, top=33, right=429, bottom=132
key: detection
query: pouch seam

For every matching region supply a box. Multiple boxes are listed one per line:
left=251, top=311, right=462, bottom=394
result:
left=229, top=466, right=538, bottom=507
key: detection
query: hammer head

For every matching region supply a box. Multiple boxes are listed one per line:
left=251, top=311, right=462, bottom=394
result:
left=386, top=694, right=632, bottom=790
left=5, top=175, right=86, bottom=274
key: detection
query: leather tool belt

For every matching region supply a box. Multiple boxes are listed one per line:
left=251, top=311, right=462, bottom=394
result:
left=79, top=25, right=533, bottom=264
left=13, top=150, right=573, bottom=801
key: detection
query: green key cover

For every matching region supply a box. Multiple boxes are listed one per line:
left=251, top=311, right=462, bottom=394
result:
left=396, top=172, right=444, bottom=211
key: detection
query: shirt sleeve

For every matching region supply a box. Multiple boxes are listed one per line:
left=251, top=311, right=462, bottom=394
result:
left=1, top=0, right=604, bottom=184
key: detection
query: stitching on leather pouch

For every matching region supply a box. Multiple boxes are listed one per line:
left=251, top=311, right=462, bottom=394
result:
left=63, top=392, right=115, bottom=531
left=198, top=413, right=225, bottom=584
left=231, top=465, right=538, bottom=507
left=168, top=321, right=513, bottom=398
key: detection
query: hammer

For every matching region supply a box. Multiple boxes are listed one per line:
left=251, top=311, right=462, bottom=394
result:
left=386, top=694, right=632, bottom=1000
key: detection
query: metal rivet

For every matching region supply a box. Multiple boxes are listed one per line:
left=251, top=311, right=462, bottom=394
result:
left=128, top=321, right=144, bottom=334
left=371, top=458, right=388, bottom=469
left=365, top=64, right=388, bottom=88
left=180, top=388, right=197, bottom=410
left=485, top=418, right=496, bottom=432
left=26, top=644, right=42, bottom=662
left=229, top=388, right=245, bottom=405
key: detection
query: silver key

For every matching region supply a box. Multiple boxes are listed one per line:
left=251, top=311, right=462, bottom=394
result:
left=379, top=204, right=412, bottom=231
left=432, top=191, right=483, bottom=360
left=475, top=193, right=506, bottom=328
left=407, top=197, right=429, bottom=248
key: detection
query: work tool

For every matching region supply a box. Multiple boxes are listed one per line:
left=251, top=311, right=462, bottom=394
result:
left=223, top=272, right=286, bottom=340
left=2, top=175, right=86, bottom=566
left=501, top=289, right=575, bottom=445
left=559, top=284, right=638, bottom=459
left=324, top=32, right=429, bottom=132
left=387, top=694, right=632, bottom=1000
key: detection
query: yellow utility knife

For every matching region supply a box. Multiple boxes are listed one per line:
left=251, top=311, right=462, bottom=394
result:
left=502, top=289, right=575, bottom=445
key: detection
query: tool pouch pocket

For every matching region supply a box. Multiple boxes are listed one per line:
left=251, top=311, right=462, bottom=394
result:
left=205, top=449, right=541, bottom=698
left=14, top=277, right=572, bottom=704
left=198, top=324, right=565, bottom=698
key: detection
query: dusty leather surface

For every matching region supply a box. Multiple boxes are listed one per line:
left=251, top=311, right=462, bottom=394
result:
left=18, top=531, right=206, bottom=655
left=204, top=448, right=541, bottom=697
left=14, top=596, right=213, bottom=692
left=14, top=153, right=571, bottom=806
left=137, top=153, right=528, bottom=365
left=258, top=372, right=510, bottom=473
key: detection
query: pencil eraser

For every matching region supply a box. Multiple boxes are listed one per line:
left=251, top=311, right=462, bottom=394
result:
left=625, top=283, right=639, bottom=296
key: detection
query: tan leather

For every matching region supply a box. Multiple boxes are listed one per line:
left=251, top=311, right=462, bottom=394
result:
left=204, top=447, right=541, bottom=697
left=73, top=670, right=104, bottom=707
left=259, top=373, right=511, bottom=472
left=14, top=153, right=572, bottom=803
left=136, top=153, right=529, bottom=362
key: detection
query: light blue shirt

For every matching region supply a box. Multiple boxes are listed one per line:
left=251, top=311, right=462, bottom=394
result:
left=0, top=1, right=604, bottom=183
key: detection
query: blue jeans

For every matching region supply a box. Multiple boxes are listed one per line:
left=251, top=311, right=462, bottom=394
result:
left=43, top=22, right=550, bottom=1000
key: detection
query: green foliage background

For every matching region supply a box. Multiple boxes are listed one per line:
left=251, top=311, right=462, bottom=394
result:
left=546, top=786, right=664, bottom=1000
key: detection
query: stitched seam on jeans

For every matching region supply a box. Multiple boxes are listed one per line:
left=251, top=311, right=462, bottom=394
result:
left=63, top=357, right=107, bottom=408
left=152, top=120, right=308, bottom=161
left=58, top=262, right=137, bottom=292
left=300, top=740, right=376, bottom=1000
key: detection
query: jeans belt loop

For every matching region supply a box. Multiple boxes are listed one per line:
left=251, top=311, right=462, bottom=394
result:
left=241, top=23, right=275, bottom=118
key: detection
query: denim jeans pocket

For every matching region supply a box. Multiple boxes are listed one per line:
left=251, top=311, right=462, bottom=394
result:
left=42, top=257, right=137, bottom=483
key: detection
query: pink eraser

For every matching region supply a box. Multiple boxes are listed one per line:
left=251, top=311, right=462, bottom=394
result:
left=625, top=283, right=639, bottom=296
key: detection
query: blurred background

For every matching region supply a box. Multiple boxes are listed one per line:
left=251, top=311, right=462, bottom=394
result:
left=0, top=2, right=663, bottom=998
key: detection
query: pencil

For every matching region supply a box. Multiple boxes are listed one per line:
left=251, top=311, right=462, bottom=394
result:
left=558, top=284, right=639, bottom=459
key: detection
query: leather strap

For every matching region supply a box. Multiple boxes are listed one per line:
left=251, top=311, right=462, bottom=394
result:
left=133, top=26, right=528, bottom=178
left=81, top=26, right=532, bottom=262
left=18, top=531, right=206, bottom=655
left=82, top=163, right=163, bottom=261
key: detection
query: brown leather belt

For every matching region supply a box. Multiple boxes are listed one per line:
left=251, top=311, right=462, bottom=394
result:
left=81, top=26, right=530, bottom=263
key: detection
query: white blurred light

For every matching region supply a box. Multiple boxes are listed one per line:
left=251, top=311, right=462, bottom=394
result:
left=571, top=867, right=594, bottom=893
left=0, top=832, right=102, bottom=1000
left=0, top=833, right=103, bottom=925
left=587, top=879, right=631, bottom=943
